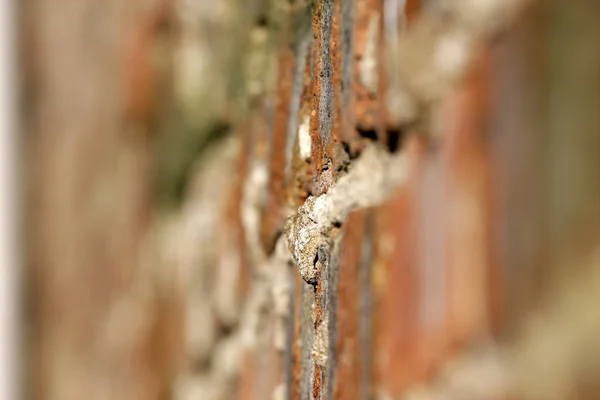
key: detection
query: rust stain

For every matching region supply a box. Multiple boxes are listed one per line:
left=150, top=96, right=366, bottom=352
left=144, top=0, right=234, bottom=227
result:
left=313, top=364, right=324, bottom=399
left=310, top=0, right=336, bottom=195
left=314, top=280, right=324, bottom=328
left=331, top=0, right=344, bottom=152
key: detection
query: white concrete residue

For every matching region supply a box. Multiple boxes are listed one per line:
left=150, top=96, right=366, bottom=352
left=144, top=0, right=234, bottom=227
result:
left=286, top=145, right=411, bottom=285
left=238, top=158, right=273, bottom=350
left=457, top=0, right=517, bottom=30
left=213, top=245, right=241, bottom=326
left=386, top=84, right=418, bottom=125
left=312, top=316, right=329, bottom=367
left=270, top=238, right=292, bottom=351
left=239, top=275, right=271, bottom=349
left=270, top=240, right=292, bottom=318
left=241, top=160, right=269, bottom=265
left=434, top=30, right=472, bottom=81
left=298, top=115, right=312, bottom=161
left=212, top=333, right=243, bottom=381
left=272, top=384, right=287, bottom=400
left=174, top=374, right=221, bottom=400
left=311, top=195, right=334, bottom=226
left=360, top=13, right=381, bottom=94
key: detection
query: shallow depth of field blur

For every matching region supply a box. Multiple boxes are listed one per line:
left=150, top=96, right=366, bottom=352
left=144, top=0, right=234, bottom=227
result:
left=22, top=0, right=600, bottom=399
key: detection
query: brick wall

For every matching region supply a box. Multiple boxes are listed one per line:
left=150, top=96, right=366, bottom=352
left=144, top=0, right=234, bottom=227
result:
left=25, top=0, right=600, bottom=399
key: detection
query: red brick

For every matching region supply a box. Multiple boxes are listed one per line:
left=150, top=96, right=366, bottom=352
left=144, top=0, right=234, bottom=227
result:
left=310, top=0, right=337, bottom=195
left=333, top=210, right=367, bottom=399
left=262, top=48, right=296, bottom=253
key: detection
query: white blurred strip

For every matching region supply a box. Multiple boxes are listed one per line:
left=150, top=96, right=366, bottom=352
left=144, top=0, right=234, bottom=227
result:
left=0, top=0, right=19, bottom=397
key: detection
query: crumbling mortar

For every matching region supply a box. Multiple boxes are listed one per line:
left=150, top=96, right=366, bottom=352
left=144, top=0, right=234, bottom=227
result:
left=285, top=143, right=410, bottom=285
left=182, top=1, right=533, bottom=396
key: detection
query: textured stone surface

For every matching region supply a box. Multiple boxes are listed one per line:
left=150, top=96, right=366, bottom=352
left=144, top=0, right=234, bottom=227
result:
left=29, top=0, right=600, bottom=399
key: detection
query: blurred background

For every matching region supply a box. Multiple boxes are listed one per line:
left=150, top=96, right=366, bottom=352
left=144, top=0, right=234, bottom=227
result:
left=12, top=0, right=600, bottom=398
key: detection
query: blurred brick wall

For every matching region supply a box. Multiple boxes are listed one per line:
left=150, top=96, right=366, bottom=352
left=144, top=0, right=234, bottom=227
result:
left=219, top=0, right=600, bottom=399
left=24, top=0, right=600, bottom=399
left=24, top=0, right=184, bottom=398
left=230, top=0, right=505, bottom=398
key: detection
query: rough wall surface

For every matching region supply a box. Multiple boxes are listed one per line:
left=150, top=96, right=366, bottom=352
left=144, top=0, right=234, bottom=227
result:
left=24, top=0, right=600, bottom=399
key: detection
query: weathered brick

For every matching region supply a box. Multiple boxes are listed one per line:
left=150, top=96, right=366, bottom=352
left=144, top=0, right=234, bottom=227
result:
left=352, top=0, right=385, bottom=141
left=289, top=39, right=315, bottom=205
left=262, top=47, right=297, bottom=253
left=371, top=137, right=424, bottom=397
left=332, top=210, right=368, bottom=399
left=310, top=0, right=337, bottom=195
left=444, top=48, right=494, bottom=347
